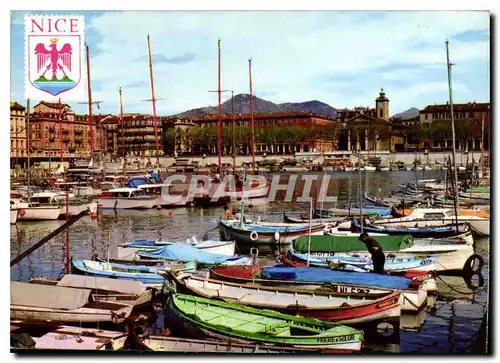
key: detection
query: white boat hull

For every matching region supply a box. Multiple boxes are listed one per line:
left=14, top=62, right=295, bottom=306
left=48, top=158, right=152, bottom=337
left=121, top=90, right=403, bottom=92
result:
left=468, top=220, right=489, bottom=236
left=99, top=197, right=156, bottom=209
left=60, top=203, right=94, bottom=217
left=197, top=326, right=361, bottom=352
left=19, top=206, right=62, bottom=221
left=27, top=326, right=127, bottom=351
left=10, top=209, right=18, bottom=224
left=351, top=243, right=474, bottom=272
left=196, top=241, right=236, bottom=256
left=155, top=195, right=188, bottom=207
left=373, top=216, right=489, bottom=236
left=11, top=305, right=132, bottom=323
left=400, top=287, right=428, bottom=312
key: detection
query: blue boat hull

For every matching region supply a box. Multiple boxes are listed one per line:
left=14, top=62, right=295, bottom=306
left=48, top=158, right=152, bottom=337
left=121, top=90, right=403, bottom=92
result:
left=71, top=259, right=195, bottom=284
left=260, top=266, right=413, bottom=290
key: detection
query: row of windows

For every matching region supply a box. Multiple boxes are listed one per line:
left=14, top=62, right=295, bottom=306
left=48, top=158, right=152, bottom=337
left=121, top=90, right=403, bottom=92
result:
left=10, top=140, right=25, bottom=148
left=423, top=111, right=486, bottom=120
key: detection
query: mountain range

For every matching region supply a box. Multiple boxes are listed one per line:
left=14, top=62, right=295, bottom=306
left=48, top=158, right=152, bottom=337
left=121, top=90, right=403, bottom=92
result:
left=176, top=93, right=338, bottom=118
left=176, top=94, right=422, bottom=121
left=391, top=107, right=420, bottom=120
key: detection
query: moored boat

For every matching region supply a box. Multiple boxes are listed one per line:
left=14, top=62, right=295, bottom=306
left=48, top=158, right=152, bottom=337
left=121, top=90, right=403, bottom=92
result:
left=209, top=265, right=430, bottom=313
left=133, top=335, right=336, bottom=353
left=218, top=220, right=324, bottom=253
left=288, top=247, right=437, bottom=273
left=166, top=293, right=364, bottom=352
left=120, top=239, right=236, bottom=256
left=10, top=205, right=18, bottom=224
left=28, top=274, right=155, bottom=307
left=165, top=271, right=401, bottom=325
left=297, top=232, right=478, bottom=272
left=348, top=217, right=470, bottom=238
left=11, top=325, right=128, bottom=351
left=136, top=242, right=252, bottom=267
left=98, top=188, right=157, bottom=209
left=370, top=207, right=490, bottom=236
left=10, top=282, right=133, bottom=324
left=138, top=183, right=189, bottom=207
left=71, top=259, right=196, bottom=285
left=283, top=213, right=347, bottom=224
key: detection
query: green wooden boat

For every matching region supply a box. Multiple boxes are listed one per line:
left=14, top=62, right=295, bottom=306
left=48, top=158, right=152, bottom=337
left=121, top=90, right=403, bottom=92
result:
left=292, top=234, right=413, bottom=254
left=167, top=294, right=363, bottom=352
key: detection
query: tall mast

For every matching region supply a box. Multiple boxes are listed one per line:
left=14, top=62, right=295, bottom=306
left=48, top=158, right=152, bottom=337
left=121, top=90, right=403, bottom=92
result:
left=147, top=34, right=160, bottom=167
left=248, top=58, right=256, bottom=173
left=231, top=90, right=236, bottom=174
left=119, top=87, right=125, bottom=176
left=59, top=98, right=63, bottom=164
left=85, top=43, right=94, bottom=159
left=480, top=113, right=485, bottom=180
left=445, top=39, right=460, bottom=228
left=26, top=99, right=31, bottom=203
left=217, top=38, right=222, bottom=175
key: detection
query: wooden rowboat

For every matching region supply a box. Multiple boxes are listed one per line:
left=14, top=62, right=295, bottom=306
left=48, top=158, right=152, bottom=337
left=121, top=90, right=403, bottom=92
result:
left=29, top=274, right=156, bottom=307
left=165, top=271, right=401, bottom=325
left=10, top=282, right=133, bottom=324
left=11, top=325, right=127, bottom=351
left=71, top=259, right=196, bottom=285
left=133, top=334, right=343, bottom=353
left=210, top=266, right=430, bottom=313
left=119, top=240, right=236, bottom=257
left=166, top=294, right=364, bottom=352
left=218, top=220, right=324, bottom=251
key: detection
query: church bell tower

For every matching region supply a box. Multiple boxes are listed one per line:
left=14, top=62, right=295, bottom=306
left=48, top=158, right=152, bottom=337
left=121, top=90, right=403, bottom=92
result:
left=376, top=88, right=389, bottom=121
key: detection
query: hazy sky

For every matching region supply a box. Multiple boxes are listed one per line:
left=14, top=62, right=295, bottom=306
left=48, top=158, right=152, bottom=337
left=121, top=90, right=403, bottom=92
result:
left=11, top=10, right=490, bottom=116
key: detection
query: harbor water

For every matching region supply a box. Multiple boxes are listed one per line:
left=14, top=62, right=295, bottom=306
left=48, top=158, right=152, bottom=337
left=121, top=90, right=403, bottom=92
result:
left=10, top=171, right=489, bottom=353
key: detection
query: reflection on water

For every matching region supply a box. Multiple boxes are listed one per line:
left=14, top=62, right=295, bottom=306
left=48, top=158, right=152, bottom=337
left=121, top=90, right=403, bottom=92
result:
left=10, top=171, right=488, bottom=353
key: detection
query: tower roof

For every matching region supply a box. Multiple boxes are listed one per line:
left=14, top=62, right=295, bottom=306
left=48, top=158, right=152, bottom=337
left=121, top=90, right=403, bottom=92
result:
left=376, top=88, right=389, bottom=102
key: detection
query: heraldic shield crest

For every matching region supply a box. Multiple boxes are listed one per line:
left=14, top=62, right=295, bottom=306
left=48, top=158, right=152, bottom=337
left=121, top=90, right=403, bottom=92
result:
left=25, top=15, right=85, bottom=99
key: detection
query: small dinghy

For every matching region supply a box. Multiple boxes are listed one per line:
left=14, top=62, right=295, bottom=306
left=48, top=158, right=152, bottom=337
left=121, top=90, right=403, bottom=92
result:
left=29, top=274, right=156, bottom=307
left=351, top=217, right=470, bottom=238
left=288, top=248, right=437, bottom=272
left=10, top=282, right=133, bottom=324
left=210, top=265, right=431, bottom=313
left=283, top=213, right=347, bottom=224
left=11, top=325, right=127, bottom=351
left=133, top=334, right=336, bottom=353
left=120, top=239, right=236, bottom=256
left=71, top=259, right=196, bottom=285
left=218, top=220, right=324, bottom=253
left=136, top=242, right=252, bottom=267
left=165, top=271, right=400, bottom=326
left=166, top=294, right=364, bottom=352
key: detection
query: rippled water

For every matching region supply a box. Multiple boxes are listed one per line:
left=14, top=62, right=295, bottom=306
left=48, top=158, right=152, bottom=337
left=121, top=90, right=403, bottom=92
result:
left=10, top=171, right=489, bottom=353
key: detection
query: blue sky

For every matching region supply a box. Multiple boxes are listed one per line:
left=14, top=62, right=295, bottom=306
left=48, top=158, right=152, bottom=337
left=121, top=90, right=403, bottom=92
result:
left=11, top=10, right=490, bottom=116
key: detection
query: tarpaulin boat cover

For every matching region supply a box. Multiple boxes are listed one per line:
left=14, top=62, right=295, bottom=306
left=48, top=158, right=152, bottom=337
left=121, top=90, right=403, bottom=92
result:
left=260, top=266, right=412, bottom=290
left=57, top=274, right=147, bottom=295
left=127, top=177, right=149, bottom=188
left=11, top=282, right=91, bottom=310
left=293, top=234, right=414, bottom=253
left=137, top=242, right=247, bottom=265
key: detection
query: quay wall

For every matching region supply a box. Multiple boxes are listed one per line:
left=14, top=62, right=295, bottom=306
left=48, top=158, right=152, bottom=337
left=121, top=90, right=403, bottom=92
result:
left=141, top=151, right=485, bottom=167
left=11, top=151, right=486, bottom=171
